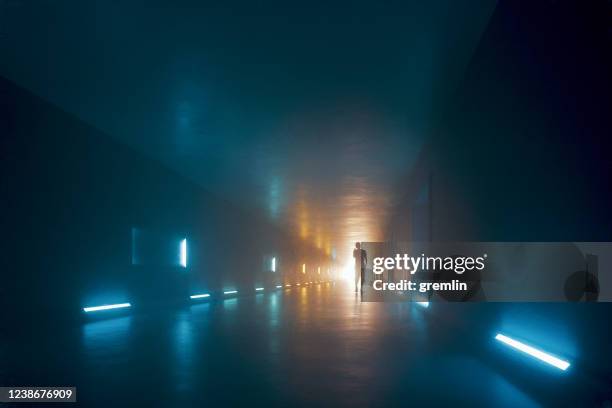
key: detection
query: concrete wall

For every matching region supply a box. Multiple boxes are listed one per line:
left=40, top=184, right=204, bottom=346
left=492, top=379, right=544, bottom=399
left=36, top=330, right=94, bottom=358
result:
left=0, top=77, right=331, bottom=323
left=387, top=0, right=612, bottom=382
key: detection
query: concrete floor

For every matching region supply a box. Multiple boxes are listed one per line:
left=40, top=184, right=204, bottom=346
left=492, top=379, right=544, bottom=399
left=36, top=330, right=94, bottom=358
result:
left=3, top=283, right=610, bottom=407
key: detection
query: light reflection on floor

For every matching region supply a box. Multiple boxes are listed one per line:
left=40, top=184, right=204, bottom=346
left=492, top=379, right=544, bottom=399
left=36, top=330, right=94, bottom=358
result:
left=4, top=283, right=604, bottom=407
left=82, top=316, right=132, bottom=355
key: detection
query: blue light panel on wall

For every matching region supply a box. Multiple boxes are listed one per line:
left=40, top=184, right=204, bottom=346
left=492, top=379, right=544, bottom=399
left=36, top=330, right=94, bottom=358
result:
left=180, top=238, right=187, bottom=268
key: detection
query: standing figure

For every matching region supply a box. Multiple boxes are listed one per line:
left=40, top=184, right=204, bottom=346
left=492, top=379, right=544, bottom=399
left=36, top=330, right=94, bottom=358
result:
left=353, top=242, right=367, bottom=294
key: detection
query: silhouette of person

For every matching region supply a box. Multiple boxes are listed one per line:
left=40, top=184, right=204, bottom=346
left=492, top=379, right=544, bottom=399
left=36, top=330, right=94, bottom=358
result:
left=353, top=242, right=367, bottom=294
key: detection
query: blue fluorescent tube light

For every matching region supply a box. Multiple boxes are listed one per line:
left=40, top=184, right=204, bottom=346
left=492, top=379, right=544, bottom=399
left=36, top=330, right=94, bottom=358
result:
left=224, top=290, right=238, bottom=295
left=495, top=333, right=570, bottom=371
left=256, top=287, right=264, bottom=291
left=190, top=293, right=210, bottom=299
left=180, top=238, right=187, bottom=267
left=417, top=302, right=429, bottom=307
left=271, top=257, right=276, bottom=272
left=276, top=285, right=283, bottom=288
left=83, top=303, right=131, bottom=313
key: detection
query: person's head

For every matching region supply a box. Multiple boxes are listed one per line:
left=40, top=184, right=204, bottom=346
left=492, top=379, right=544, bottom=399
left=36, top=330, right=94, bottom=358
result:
left=355, top=242, right=360, bottom=249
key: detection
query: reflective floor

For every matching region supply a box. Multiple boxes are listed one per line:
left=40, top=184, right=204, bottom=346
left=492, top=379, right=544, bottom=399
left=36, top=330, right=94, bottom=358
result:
left=3, top=283, right=609, bottom=407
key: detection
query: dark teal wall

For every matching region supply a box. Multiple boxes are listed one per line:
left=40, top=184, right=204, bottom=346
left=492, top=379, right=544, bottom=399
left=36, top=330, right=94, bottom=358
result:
left=0, top=77, right=330, bottom=322
left=387, top=0, right=612, bottom=381
left=391, top=0, right=612, bottom=243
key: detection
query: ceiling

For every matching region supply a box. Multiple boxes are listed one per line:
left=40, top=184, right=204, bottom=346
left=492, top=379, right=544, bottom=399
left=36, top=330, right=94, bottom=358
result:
left=0, top=0, right=495, bottom=262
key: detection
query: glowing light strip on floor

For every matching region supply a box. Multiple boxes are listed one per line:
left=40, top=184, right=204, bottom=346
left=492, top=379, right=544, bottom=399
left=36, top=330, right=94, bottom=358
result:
left=190, top=293, right=210, bottom=299
left=224, top=290, right=238, bottom=295
left=495, top=333, right=570, bottom=371
left=83, top=303, right=131, bottom=312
